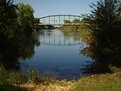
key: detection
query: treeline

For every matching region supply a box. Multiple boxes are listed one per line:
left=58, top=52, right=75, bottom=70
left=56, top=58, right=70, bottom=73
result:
left=64, top=19, right=81, bottom=24
left=60, top=19, right=87, bottom=33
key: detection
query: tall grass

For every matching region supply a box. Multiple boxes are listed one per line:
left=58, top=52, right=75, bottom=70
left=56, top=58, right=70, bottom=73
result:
left=0, top=65, right=26, bottom=91
left=0, top=65, right=58, bottom=91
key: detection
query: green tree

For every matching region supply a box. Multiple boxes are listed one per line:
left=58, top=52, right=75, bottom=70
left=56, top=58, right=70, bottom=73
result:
left=34, top=18, right=40, bottom=24
left=0, top=0, right=17, bottom=38
left=0, top=0, right=40, bottom=70
left=17, top=3, right=34, bottom=29
left=83, top=0, right=121, bottom=69
left=72, top=19, right=80, bottom=23
left=64, top=20, right=71, bottom=23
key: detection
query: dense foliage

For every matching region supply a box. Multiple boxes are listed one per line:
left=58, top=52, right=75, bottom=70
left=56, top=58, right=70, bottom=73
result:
left=82, top=0, right=121, bottom=72
left=0, top=0, right=40, bottom=90
left=64, top=19, right=81, bottom=24
left=0, top=0, right=17, bottom=38
left=0, top=0, right=39, bottom=68
left=17, top=3, right=34, bottom=28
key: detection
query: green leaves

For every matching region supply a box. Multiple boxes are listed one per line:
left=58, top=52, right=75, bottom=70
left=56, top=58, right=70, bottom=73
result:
left=17, top=3, right=34, bottom=28
left=0, top=0, right=17, bottom=38
left=82, top=0, right=121, bottom=69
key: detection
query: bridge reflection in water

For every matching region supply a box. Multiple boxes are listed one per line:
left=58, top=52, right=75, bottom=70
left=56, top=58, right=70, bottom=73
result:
left=39, top=29, right=82, bottom=46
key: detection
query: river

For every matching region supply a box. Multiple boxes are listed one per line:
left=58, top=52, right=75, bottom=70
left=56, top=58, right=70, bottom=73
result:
left=20, top=29, right=93, bottom=80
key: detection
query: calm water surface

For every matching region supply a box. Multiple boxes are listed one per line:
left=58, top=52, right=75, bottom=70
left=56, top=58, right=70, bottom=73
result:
left=20, top=29, right=93, bottom=80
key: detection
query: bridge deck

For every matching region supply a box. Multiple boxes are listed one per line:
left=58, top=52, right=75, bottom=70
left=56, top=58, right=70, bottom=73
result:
left=38, top=23, right=81, bottom=27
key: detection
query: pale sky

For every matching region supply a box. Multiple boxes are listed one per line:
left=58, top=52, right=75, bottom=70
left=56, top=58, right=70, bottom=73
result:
left=15, top=0, right=98, bottom=18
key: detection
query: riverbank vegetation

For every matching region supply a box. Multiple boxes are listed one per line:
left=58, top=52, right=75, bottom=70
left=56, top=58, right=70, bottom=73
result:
left=0, top=0, right=40, bottom=90
left=59, top=20, right=93, bottom=47
left=81, top=0, right=121, bottom=73
left=0, top=65, right=74, bottom=91
left=73, top=68, right=121, bottom=91
left=1, top=65, right=121, bottom=91
left=59, top=18, right=92, bottom=41
left=0, top=66, right=26, bottom=91
left=59, top=19, right=85, bottom=32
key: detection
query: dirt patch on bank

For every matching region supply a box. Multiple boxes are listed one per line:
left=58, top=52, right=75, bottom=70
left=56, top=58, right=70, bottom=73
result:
left=20, top=81, right=75, bottom=91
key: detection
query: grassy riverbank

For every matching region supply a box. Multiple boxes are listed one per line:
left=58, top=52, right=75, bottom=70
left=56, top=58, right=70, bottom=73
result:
left=21, top=68, right=121, bottom=91
left=73, top=68, right=121, bottom=91
left=1, top=66, right=121, bottom=91
left=59, top=21, right=87, bottom=33
left=21, top=70, right=121, bottom=91
left=59, top=24, right=93, bottom=44
left=0, top=66, right=74, bottom=91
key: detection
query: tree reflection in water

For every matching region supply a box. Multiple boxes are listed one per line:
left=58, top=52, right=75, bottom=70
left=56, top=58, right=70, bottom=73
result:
left=0, top=28, right=40, bottom=70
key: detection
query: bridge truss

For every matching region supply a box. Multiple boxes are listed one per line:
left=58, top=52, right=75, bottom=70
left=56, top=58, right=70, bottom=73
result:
left=39, top=14, right=82, bottom=27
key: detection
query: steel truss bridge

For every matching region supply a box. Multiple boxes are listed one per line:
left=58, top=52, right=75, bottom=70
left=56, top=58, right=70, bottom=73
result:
left=39, top=14, right=82, bottom=27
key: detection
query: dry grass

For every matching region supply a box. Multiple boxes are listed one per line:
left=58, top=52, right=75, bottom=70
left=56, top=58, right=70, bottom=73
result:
left=20, top=80, right=75, bottom=91
left=73, top=71, right=121, bottom=91
left=20, top=71, right=121, bottom=91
